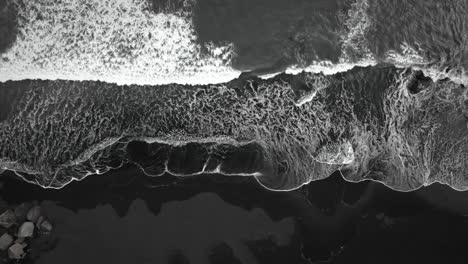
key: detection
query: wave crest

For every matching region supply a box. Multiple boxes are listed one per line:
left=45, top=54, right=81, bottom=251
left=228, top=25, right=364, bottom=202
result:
left=0, top=0, right=238, bottom=85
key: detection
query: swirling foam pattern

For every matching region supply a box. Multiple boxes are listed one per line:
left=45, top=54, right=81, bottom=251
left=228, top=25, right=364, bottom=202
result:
left=292, top=0, right=468, bottom=84
left=0, top=65, right=467, bottom=191
left=365, top=0, right=468, bottom=82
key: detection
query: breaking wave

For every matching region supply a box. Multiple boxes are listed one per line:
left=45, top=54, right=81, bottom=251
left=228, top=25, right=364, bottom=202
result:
left=1, top=0, right=466, bottom=86
left=279, top=0, right=468, bottom=86
left=0, top=0, right=239, bottom=85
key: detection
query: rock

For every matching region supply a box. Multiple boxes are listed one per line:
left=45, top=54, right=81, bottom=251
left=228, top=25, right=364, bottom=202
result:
left=13, top=237, right=27, bottom=250
left=26, top=206, right=41, bottom=223
left=17, top=222, right=34, bottom=238
left=14, top=202, right=32, bottom=222
left=8, top=243, right=25, bottom=260
left=38, top=219, right=53, bottom=233
left=0, top=210, right=16, bottom=229
left=36, top=216, right=44, bottom=226
left=0, top=233, right=13, bottom=251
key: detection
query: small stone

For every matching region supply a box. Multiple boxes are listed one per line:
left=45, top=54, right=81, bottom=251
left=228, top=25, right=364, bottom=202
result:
left=8, top=243, right=25, bottom=260
left=14, top=238, right=27, bottom=249
left=0, top=210, right=16, bottom=229
left=26, top=206, right=41, bottom=223
left=38, top=219, right=53, bottom=233
left=14, top=203, right=32, bottom=222
left=0, top=233, right=13, bottom=251
left=36, top=216, right=44, bottom=226
left=17, top=222, right=34, bottom=238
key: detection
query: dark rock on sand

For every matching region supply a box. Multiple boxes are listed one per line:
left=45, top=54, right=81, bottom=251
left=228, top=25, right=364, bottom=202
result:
left=27, top=205, right=41, bottom=223
left=0, top=233, right=13, bottom=251
left=8, top=243, right=25, bottom=260
left=18, top=222, right=34, bottom=238
left=0, top=210, right=16, bottom=229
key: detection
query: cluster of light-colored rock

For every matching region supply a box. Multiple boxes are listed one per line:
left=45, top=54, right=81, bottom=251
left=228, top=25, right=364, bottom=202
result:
left=0, top=202, right=53, bottom=260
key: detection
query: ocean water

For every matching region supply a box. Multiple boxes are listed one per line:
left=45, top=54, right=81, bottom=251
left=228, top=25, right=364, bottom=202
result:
left=0, top=0, right=467, bottom=84
left=0, top=1, right=467, bottom=262
left=0, top=65, right=467, bottom=192
left=0, top=0, right=238, bottom=85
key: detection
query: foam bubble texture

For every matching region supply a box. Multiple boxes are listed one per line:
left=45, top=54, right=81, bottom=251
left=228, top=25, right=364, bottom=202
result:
left=1, top=66, right=467, bottom=191
left=0, top=0, right=239, bottom=85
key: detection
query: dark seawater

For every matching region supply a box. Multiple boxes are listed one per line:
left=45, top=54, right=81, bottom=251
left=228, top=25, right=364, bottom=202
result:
left=1, top=0, right=466, bottom=84
left=0, top=0, right=17, bottom=54
left=193, top=0, right=347, bottom=72
left=1, top=168, right=468, bottom=264
left=192, top=0, right=468, bottom=77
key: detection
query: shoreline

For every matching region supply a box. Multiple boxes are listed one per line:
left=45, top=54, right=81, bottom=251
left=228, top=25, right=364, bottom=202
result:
left=1, top=165, right=467, bottom=263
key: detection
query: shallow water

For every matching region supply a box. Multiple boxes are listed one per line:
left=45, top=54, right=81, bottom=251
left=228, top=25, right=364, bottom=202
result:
left=1, top=65, right=467, bottom=192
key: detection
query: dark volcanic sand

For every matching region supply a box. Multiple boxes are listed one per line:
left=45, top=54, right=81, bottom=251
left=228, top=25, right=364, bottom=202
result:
left=1, top=167, right=468, bottom=264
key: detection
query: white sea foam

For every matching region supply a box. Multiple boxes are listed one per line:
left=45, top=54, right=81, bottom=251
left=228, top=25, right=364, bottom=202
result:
left=282, top=0, right=467, bottom=85
left=0, top=0, right=239, bottom=85
left=2, top=0, right=462, bottom=86
left=282, top=0, right=376, bottom=77
left=285, top=59, right=376, bottom=76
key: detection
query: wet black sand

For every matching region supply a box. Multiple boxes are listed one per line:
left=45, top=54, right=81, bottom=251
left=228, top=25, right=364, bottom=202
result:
left=1, top=166, right=468, bottom=264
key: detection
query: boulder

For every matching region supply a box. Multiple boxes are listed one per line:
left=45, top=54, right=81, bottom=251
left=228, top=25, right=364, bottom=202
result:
left=8, top=243, right=25, bottom=260
left=0, top=233, right=13, bottom=251
left=26, top=206, right=41, bottom=223
left=0, top=210, right=16, bottom=229
left=18, top=222, right=34, bottom=238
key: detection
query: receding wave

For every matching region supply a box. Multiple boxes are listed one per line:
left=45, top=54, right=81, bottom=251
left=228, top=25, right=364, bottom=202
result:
left=1, top=65, right=467, bottom=191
